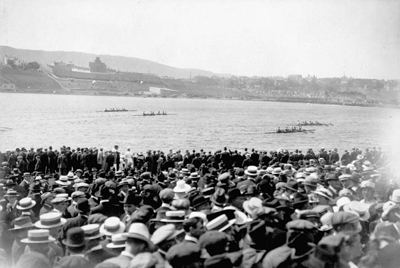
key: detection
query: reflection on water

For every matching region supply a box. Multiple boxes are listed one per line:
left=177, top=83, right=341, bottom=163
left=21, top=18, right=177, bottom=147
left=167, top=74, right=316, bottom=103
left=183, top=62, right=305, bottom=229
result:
left=0, top=93, right=399, bottom=153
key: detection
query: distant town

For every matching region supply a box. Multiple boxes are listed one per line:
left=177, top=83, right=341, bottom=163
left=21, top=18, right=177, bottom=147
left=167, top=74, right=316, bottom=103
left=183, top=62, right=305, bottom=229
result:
left=1, top=52, right=399, bottom=108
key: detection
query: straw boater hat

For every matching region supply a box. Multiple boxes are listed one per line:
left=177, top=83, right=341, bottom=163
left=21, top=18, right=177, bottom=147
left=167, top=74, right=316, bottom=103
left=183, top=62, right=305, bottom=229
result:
left=67, top=172, right=74, bottom=180
left=35, top=212, right=67, bottom=228
left=56, top=176, right=71, bottom=186
left=245, top=166, right=258, bottom=177
left=107, top=233, right=127, bottom=248
left=151, top=224, right=184, bottom=245
left=173, top=180, right=191, bottom=193
left=206, top=214, right=236, bottom=232
left=122, top=222, right=152, bottom=246
left=161, top=211, right=186, bottom=223
left=21, top=229, right=55, bottom=244
left=4, top=189, right=18, bottom=198
left=81, top=224, right=104, bottom=240
left=100, top=217, right=126, bottom=236
left=16, top=197, right=36, bottom=210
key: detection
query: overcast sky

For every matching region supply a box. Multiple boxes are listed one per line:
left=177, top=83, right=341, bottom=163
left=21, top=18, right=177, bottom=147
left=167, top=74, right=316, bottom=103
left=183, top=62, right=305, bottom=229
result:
left=1, top=0, right=399, bottom=79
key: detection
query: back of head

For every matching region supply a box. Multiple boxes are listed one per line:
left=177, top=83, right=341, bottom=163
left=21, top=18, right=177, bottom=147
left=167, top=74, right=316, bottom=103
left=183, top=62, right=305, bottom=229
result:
left=166, top=243, right=201, bottom=268
left=15, top=252, right=51, bottom=268
left=199, top=231, right=228, bottom=256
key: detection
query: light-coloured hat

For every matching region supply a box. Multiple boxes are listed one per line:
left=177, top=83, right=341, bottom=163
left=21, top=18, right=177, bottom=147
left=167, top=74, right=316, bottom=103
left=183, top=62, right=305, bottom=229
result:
left=206, top=214, right=236, bottom=232
left=272, top=167, right=282, bottom=175
left=314, top=188, right=333, bottom=200
left=100, top=217, right=126, bottom=236
left=339, top=174, right=352, bottom=181
left=150, top=224, right=184, bottom=245
left=245, top=166, right=258, bottom=177
left=266, top=167, right=274, bottom=174
left=188, top=212, right=208, bottom=225
left=82, top=224, right=104, bottom=240
left=122, top=222, right=151, bottom=246
left=333, top=197, right=351, bottom=212
left=161, top=211, right=186, bottom=223
left=67, top=172, right=74, bottom=179
left=381, top=202, right=398, bottom=220
left=295, top=172, right=306, bottom=179
left=75, top=182, right=89, bottom=189
left=10, top=216, right=34, bottom=231
left=35, top=212, right=67, bottom=228
left=346, top=164, right=357, bottom=171
left=343, top=201, right=370, bottom=221
left=56, top=176, right=71, bottom=186
left=360, top=180, right=375, bottom=189
left=173, top=180, right=191, bottom=193
left=189, top=172, right=200, bottom=179
left=21, top=229, right=55, bottom=244
left=16, top=197, right=36, bottom=210
left=390, top=189, right=400, bottom=203
left=243, top=197, right=263, bottom=215
left=106, top=233, right=127, bottom=248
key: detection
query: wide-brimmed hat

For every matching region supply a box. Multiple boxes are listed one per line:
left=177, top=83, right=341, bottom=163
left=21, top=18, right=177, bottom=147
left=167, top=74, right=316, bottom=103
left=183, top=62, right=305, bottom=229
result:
left=206, top=214, right=236, bottom=232
left=283, top=180, right=298, bottom=192
left=122, top=222, right=151, bottom=246
left=100, top=217, right=126, bottom=236
left=107, top=233, right=127, bottom=248
left=243, top=197, right=263, bottom=215
left=35, top=212, right=66, bottom=228
left=189, top=172, right=200, bottom=180
left=173, top=180, right=191, bottom=193
left=360, top=180, right=375, bottom=189
left=304, top=177, right=318, bottom=187
left=192, top=195, right=209, bottom=209
left=151, top=223, right=184, bottom=245
left=160, top=211, right=186, bottom=223
left=62, top=227, right=85, bottom=247
left=339, top=174, right=351, bottom=181
left=314, top=188, right=333, bottom=200
left=10, top=216, right=34, bottom=231
left=245, top=166, right=258, bottom=177
left=56, top=176, right=71, bottom=186
left=81, top=224, right=104, bottom=240
left=16, top=197, right=36, bottom=210
left=21, top=229, right=55, bottom=244
left=343, top=201, right=370, bottom=221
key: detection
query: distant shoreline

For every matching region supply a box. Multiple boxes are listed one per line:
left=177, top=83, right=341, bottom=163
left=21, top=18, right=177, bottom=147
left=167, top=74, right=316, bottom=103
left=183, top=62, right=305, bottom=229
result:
left=0, top=90, right=398, bottom=110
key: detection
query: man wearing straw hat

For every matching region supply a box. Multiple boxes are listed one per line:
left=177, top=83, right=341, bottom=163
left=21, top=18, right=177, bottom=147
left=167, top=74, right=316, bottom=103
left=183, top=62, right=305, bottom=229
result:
left=21, top=229, right=62, bottom=265
left=10, top=216, right=34, bottom=264
left=35, top=211, right=66, bottom=257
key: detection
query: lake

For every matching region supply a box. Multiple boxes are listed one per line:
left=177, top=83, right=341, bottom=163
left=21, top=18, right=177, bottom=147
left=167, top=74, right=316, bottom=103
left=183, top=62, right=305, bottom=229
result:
left=0, top=93, right=399, bottom=154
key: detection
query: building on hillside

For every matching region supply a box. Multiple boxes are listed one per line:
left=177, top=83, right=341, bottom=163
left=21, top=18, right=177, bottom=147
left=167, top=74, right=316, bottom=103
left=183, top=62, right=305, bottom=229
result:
left=149, top=87, right=178, bottom=96
left=89, top=57, right=108, bottom=73
left=4, top=55, right=22, bottom=67
left=1, top=84, right=16, bottom=90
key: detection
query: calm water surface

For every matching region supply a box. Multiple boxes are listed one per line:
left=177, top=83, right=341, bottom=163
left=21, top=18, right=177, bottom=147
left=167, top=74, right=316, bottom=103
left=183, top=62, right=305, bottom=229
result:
left=0, top=93, right=399, bottom=153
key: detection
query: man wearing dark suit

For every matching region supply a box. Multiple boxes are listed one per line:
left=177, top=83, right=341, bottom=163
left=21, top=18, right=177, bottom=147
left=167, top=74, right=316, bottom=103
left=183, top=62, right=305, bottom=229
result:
left=57, top=151, right=69, bottom=175
left=47, top=146, right=57, bottom=174
left=329, top=148, right=340, bottom=164
left=61, top=198, right=90, bottom=240
left=16, top=173, right=31, bottom=198
left=90, top=186, right=113, bottom=217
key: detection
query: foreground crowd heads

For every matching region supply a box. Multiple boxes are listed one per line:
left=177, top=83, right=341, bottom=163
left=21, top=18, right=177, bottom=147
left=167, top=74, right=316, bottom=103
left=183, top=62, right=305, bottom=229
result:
left=0, top=146, right=397, bottom=268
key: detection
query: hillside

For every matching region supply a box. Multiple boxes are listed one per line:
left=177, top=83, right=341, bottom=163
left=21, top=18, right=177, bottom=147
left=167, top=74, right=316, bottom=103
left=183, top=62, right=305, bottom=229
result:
left=0, top=46, right=228, bottom=79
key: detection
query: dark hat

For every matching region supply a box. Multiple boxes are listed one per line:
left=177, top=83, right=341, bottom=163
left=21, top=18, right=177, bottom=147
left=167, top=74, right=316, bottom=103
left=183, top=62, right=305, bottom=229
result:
left=284, top=180, right=298, bottom=192
left=130, top=205, right=154, bottom=224
left=76, top=198, right=90, bottom=213
left=5, top=179, right=16, bottom=187
left=204, top=255, right=232, bottom=268
left=95, top=185, right=111, bottom=199
left=122, top=192, right=142, bottom=206
left=199, top=230, right=228, bottom=250
left=62, top=227, right=86, bottom=247
left=245, top=219, right=267, bottom=247
left=192, top=195, right=209, bottom=209
left=292, top=193, right=309, bottom=208
left=262, top=197, right=280, bottom=208
left=10, top=216, right=34, bottom=231
left=210, top=188, right=227, bottom=207
left=166, top=242, right=201, bottom=267
left=31, top=184, right=41, bottom=193
left=206, top=209, right=235, bottom=222
left=227, top=188, right=242, bottom=203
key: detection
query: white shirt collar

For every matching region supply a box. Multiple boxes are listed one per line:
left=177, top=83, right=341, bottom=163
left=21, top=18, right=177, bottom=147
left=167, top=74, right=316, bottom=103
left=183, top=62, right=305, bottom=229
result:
left=121, top=251, right=135, bottom=259
left=184, top=235, right=199, bottom=243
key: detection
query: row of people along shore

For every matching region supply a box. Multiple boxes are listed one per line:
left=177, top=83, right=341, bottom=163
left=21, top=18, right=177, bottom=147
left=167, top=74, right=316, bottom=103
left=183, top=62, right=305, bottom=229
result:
left=0, top=145, right=396, bottom=268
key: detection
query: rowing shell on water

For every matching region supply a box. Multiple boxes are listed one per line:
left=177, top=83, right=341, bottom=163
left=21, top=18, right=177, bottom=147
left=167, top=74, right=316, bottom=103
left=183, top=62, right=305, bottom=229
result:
left=296, top=124, right=333, bottom=127
left=96, top=110, right=137, bottom=113
left=132, top=114, right=177, bottom=116
left=265, top=129, right=315, bottom=134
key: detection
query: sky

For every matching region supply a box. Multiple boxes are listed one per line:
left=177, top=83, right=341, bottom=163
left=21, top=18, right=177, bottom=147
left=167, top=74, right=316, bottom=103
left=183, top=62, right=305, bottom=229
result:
left=1, top=0, right=400, bottom=79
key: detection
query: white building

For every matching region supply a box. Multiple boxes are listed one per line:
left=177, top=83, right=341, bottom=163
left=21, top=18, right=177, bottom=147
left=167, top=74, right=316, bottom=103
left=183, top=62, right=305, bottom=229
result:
left=149, top=87, right=178, bottom=96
